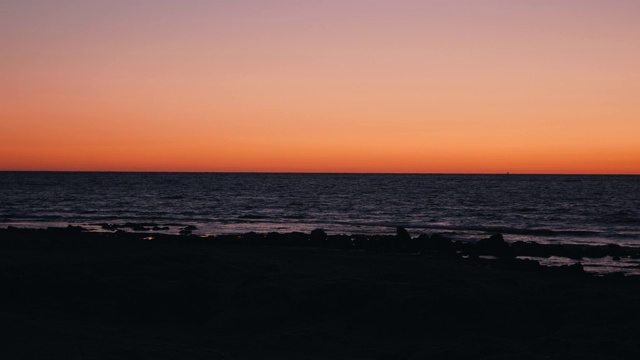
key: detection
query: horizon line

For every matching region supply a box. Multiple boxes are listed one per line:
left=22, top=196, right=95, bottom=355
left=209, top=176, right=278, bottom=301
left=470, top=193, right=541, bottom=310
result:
left=1, top=170, right=639, bottom=176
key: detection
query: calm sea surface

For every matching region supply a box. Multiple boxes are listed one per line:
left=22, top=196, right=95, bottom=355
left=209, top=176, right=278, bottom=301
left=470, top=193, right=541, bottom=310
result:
left=1, top=172, right=639, bottom=247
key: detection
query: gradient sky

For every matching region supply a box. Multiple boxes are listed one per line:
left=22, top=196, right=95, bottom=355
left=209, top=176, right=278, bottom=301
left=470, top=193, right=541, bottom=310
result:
left=2, top=0, right=639, bottom=173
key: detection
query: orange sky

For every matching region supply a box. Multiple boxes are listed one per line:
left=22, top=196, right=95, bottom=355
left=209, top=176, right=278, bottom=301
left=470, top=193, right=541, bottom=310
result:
left=2, top=1, right=639, bottom=173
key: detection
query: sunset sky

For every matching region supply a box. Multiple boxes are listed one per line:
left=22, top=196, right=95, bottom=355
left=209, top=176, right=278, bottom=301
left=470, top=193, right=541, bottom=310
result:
left=2, top=0, right=639, bottom=173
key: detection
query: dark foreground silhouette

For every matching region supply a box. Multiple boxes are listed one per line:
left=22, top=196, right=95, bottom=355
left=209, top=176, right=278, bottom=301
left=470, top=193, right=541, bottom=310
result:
left=2, top=226, right=640, bottom=359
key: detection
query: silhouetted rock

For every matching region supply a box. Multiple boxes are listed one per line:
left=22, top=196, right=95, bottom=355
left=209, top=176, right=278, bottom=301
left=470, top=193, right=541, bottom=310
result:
left=421, top=233, right=456, bottom=255
left=216, top=234, right=242, bottom=244
left=240, top=231, right=264, bottom=244
left=603, top=272, right=626, bottom=280
left=570, top=262, right=584, bottom=272
left=132, top=224, right=150, bottom=231
left=3, top=227, right=640, bottom=360
left=265, top=232, right=281, bottom=245
left=493, top=258, right=542, bottom=272
left=100, top=223, right=118, bottom=231
left=607, top=244, right=625, bottom=257
left=66, top=225, right=86, bottom=232
left=475, top=233, right=513, bottom=257
left=264, top=232, right=306, bottom=246
left=352, top=235, right=369, bottom=250
left=483, top=233, right=505, bottom=245
left=554, top=245, right=583, bottom=260
left=511, top=241, right=551, bottom=258
left=327, top=234, right=353, bottom=249
left=395, top=227, right=412, bottom=252
left=310, top=229, right=327, bottom=246
left=416, top=233, right=430, bottom=251
left=396, top=227, right=411, bottom=241
left=288, top=232, right=308, bottom=246
left=551, top=262, right=585, bottom=276
left=368, top=235, right=396, bottom=252
left=178, top=225, right=198, bottom=235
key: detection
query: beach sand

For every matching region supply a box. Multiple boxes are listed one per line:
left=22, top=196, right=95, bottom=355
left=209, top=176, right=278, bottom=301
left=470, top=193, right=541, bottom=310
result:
left=2, top=227, right=640, bottom=359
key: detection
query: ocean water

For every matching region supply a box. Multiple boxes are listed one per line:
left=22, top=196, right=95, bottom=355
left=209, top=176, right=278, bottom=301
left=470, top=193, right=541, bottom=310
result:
left=1, top=172, right=639, bottom=247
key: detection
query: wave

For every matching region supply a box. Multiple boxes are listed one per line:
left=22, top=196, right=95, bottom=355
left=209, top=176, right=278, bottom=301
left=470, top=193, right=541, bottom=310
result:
left=310, top=221, right=607, bottom=238
left=597, top=211, right=640, bottom=225
left=160, top=195, right=185, bottom=200
left=2, top=173, right=640, bottom=245
left=1, top=211, right=635, bottom=242
left=459, top=226, right=601, bottom=237
left=238, top=214, right=269, bottom=219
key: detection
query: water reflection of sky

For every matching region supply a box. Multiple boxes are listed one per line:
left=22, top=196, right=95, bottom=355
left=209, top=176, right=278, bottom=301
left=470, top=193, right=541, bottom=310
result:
left=517, top=256, right=640, bottom=276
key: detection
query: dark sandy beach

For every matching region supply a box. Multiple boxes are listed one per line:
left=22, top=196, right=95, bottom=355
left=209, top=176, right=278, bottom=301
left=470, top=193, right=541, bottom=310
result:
left=2, top=227, right=640, bottom=359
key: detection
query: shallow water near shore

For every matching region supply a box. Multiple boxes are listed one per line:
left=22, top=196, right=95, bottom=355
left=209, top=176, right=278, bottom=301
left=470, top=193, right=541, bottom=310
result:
left=2, top=172, right=640, bottom=246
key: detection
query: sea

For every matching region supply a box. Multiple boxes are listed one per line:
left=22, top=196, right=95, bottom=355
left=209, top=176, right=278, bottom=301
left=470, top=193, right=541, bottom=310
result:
left=1, top=172, right=640, bottom=273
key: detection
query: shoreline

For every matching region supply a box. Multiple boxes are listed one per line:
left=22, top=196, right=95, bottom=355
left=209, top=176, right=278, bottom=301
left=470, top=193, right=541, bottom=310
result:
left=3, top=226, right=640, bottom=359
left=3, top=218, right=638, bottom=248
left=3, top=225, right=640, bottom=276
